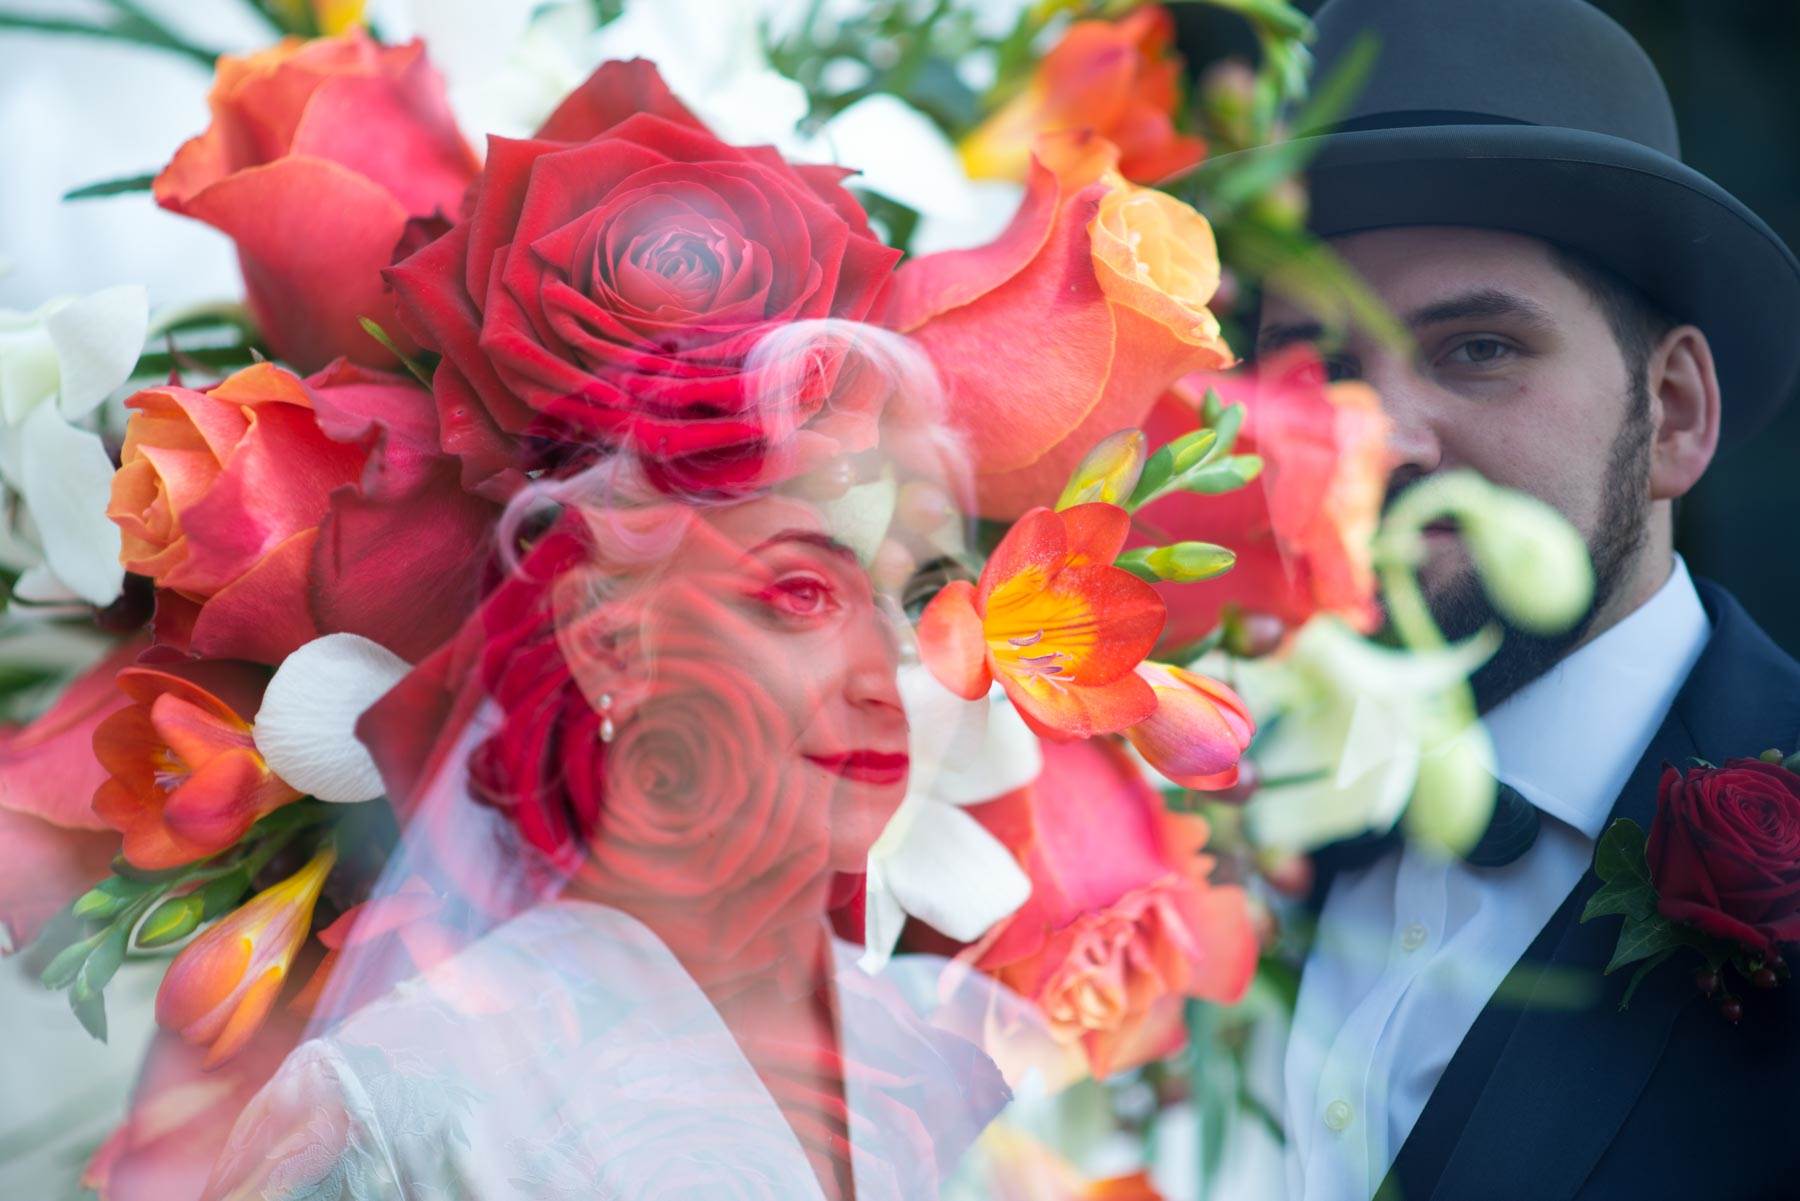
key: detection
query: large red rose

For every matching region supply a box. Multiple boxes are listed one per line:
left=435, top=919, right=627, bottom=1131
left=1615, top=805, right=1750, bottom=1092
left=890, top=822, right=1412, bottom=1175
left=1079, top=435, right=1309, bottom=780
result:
left=154, top=31, right=477, bottom=371
left=385, top=59, right=901, bottom=498
left=1648, top=758, right=1800, bottom=954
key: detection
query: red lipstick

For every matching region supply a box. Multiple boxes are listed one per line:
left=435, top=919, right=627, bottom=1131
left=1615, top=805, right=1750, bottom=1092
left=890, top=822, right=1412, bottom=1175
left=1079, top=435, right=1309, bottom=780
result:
left=804, top=751, right=909, bottom=787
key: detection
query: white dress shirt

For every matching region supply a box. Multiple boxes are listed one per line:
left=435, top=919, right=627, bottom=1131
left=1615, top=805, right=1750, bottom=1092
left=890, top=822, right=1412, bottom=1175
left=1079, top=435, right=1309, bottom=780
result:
left=1280, top=557, right=1711, bottom=1201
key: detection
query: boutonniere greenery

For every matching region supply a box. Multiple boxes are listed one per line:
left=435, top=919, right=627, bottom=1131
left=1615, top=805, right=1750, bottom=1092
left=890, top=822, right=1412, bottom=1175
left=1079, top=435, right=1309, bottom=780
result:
left=1581, top=748, right=1800, bottom=1022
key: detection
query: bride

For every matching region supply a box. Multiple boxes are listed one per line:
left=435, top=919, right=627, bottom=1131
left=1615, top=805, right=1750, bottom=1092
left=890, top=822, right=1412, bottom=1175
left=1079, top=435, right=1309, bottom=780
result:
left=199, top=324, right=1024, bottom=1201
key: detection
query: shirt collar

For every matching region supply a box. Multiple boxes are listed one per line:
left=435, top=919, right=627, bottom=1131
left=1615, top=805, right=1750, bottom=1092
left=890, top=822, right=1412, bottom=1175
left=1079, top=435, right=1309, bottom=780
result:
left=1481, top=555, right=1711, bottom=839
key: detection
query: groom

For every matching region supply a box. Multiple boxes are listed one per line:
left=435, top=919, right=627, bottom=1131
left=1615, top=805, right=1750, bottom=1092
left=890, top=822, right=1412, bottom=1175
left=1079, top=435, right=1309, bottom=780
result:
left=1241, top=0, right=1800, bottom=1197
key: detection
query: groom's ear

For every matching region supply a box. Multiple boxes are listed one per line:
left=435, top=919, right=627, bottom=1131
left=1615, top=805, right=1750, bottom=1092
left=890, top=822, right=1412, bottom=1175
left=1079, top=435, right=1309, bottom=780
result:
left=1646, top=324, right=1722, bottom=501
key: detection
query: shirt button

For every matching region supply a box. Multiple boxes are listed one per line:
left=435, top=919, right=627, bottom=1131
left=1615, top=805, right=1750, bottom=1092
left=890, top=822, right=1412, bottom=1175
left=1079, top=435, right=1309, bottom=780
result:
left=1401, top=922, right=1428, bottom=952
left=1324, top=1099, right=1354, bottom=1132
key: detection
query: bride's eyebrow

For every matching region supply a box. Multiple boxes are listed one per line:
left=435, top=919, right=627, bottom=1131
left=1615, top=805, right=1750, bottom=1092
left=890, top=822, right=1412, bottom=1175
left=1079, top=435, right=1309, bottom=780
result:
left=745, top=529, right=857, bottom=563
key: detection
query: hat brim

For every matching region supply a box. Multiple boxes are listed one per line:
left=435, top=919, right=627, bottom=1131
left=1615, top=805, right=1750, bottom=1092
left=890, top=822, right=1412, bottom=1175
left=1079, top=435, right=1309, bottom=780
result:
left=1198, top=123, right=1800, bottom=447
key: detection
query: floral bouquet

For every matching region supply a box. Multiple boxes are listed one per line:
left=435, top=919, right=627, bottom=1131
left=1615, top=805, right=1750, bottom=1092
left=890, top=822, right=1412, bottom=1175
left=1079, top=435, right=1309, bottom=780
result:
left=0, top=1, right=1599, bottom=1198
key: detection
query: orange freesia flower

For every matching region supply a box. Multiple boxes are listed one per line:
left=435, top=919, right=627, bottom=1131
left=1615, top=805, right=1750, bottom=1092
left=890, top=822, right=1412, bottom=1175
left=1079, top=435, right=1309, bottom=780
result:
left=1126, top=661, right=1254, bottom=789
left=156, top=845, right=335, bottom=1069
left=961, top=5, right=1203, bottom=186
left=917, top=503, right=1163, bottom=738
left=92, top=662, right=301, bottom=870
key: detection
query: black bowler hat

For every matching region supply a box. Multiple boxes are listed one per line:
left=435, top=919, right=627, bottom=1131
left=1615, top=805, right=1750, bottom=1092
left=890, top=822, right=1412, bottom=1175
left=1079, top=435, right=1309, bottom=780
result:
left=1207, top=0, right=1800, bottom=448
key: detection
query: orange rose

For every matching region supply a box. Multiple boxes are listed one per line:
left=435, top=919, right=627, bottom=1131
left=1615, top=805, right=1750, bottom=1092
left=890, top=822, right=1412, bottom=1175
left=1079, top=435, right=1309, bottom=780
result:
left=92, top=659, right=300, bottom=870
left=154, top=30, right=477, bottom=370
left=889, top=132, right=1233, bottom=517
left=961, top=5, right=1204, bottom=186
left=968, top=738, right=1256, bottom=1077
left=1138, top=347, right=1390, bottom=647
left=109, top=360, right=495, bottom=665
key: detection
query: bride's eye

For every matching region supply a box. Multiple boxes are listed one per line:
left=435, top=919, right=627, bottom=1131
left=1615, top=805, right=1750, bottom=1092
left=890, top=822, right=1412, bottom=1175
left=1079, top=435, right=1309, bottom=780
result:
left=758, top=573, right=838, bottom=619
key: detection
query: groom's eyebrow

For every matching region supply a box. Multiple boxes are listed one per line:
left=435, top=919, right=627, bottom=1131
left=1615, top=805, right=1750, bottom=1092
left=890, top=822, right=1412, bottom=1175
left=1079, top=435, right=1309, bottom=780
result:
left=1258, top=289, right=1556, bottom=356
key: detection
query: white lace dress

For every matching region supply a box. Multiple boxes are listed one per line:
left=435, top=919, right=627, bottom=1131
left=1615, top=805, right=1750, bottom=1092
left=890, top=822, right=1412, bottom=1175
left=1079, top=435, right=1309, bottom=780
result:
left=199, top=901, right=1010, bottom=1200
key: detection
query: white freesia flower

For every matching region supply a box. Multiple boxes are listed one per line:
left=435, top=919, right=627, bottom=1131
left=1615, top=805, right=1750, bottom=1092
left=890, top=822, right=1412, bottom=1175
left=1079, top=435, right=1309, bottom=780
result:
left=1224, top=616, right=1500, bottom=854
left=0, top=284, right=146, bottom=608
left=255, top=634, right=411, bottom=804
left=860, top=665, right=1040, bottom=973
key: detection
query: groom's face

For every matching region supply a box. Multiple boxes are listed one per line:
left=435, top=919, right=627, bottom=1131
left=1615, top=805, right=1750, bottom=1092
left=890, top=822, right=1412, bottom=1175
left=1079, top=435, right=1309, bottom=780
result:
left=1255, top=226, right=1656, bottom=704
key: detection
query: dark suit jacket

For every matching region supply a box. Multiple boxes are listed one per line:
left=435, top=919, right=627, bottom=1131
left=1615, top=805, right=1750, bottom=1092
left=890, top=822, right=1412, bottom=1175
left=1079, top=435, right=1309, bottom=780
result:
left=1365, top=580, right=1800, bottom=1200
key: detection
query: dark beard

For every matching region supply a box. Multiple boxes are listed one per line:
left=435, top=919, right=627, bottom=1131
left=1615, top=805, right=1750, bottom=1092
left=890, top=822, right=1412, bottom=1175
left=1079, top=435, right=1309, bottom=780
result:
left=1391, top=393, right=1653, bottom=714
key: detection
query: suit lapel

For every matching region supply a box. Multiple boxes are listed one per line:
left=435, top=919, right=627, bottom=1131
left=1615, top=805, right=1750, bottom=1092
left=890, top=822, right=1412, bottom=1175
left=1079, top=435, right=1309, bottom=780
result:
left=1388, top=581, right=1800, bottom=1199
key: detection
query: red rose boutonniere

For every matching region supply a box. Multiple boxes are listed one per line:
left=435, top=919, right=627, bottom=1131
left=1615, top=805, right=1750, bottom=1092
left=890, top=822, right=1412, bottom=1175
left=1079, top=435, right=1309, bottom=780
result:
left=1582, top=749, right=1800, bottom=1021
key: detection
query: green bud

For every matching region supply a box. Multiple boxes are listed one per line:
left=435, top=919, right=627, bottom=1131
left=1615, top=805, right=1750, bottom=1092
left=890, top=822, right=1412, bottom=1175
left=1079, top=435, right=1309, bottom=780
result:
left=71, top=887, right=132, bottom=922
left=1404, top=719, right=1497, bottom=857
left=1168, top=427, right=1220, bottom=474
left=1761, top=748, right=1786, bottom=764
left=1113, top=548, right=1161, bottom=583
left=137, top=894, right=206, bottom=948
left=1211, top=402, right=1247, bottom=455
left=1177, top=455, right=1264, bottom=495
left=1058, top=429, right=1148, bottom=510
left=1457, top=485, right=1595, bottom=635
left=1146, top=542, right=1238, bottom=583
left=1201, top=386, right=1225, bottom=426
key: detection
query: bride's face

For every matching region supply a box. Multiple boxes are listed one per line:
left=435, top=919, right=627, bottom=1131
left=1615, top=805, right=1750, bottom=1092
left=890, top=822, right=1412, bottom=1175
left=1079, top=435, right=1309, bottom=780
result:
left=569, top=485, right=919, bottom=879
left=678, top=497, right=911, bottom=871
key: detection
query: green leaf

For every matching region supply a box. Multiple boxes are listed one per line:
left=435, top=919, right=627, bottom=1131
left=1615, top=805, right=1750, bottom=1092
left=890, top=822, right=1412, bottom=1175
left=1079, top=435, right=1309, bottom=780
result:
left=1581, top=875, right=1656, bottom=924
left=1604, top=913, right=1706, bottom=975
left=358, top=318, right=434, bottom=388
left=39, top=935, right=100, bottom=991
left=197, top=868, right=251, bottom=919
left=1291, top=32, right=1381, bottom=136
left=109, top=855, right=191, bottom=884
left=1781, top=751, right=1800, bottom=775
left=1592, top=818, right=1650, bottom=886
left=137, top=894, right=205, bottom=948
left=1618, top=946, right=1677, bottom=1011
left=1183, top=0, right=1312, bottom=40
left=62, top=172, right=157, bottom=201
left=77, top=923, right=130, bottom=994
left=69, top=979, right=108, bottom=1044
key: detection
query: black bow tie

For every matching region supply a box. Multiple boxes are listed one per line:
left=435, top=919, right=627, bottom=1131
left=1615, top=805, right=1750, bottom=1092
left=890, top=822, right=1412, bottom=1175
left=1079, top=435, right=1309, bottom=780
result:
left=1310, top=781, right=1542, bottom=879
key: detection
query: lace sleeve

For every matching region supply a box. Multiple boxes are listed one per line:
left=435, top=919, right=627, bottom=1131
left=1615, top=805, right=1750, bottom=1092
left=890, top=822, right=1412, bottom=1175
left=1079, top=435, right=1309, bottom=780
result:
left=200, top=1040, right=401, bottom=1201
